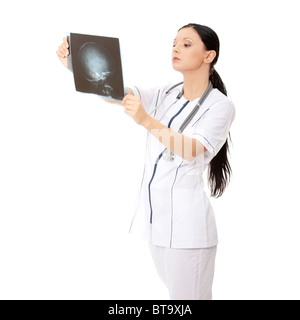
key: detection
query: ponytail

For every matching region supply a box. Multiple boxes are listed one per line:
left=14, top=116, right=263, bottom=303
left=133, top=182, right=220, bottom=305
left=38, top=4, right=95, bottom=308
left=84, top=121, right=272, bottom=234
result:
left=210, top=68, right=227, bottom=96
left=208, top=68, right=232, bottom=197
left=179, top=23, right=233, bottom=197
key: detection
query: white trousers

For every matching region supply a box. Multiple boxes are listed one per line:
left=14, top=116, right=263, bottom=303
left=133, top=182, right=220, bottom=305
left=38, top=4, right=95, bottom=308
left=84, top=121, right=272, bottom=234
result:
left=149, top=243, right=217, bottom=300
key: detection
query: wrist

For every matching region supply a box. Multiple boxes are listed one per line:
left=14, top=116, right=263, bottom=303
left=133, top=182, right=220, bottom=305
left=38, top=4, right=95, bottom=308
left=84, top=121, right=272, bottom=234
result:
left=141, top=114, right=153, bottom=130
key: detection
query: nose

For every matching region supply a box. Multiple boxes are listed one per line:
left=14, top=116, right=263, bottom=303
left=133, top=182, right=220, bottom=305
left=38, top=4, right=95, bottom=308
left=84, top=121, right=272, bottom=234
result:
left=173, top=44, right=180, bottom=53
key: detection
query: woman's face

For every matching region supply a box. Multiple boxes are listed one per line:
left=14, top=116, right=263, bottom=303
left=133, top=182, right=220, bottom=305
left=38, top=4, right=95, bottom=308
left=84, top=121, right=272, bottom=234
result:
left=172, top=27, right=214, bottom=73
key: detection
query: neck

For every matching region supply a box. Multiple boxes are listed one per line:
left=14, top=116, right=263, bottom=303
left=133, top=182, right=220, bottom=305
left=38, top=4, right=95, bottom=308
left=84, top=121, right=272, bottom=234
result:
left=182, top=71, right=210, bottom=101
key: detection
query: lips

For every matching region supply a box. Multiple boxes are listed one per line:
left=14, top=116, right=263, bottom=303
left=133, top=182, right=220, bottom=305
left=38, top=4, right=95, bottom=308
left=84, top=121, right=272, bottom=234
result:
left=172, top=57, right=180, bottom=61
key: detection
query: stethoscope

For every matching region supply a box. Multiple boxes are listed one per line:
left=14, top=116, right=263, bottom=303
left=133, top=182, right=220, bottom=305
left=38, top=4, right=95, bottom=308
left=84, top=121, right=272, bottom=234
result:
left=150, top=81, right=213, bottom=161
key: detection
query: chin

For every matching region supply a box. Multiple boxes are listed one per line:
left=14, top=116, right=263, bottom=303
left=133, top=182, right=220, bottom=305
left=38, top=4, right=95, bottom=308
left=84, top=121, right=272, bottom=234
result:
left=172, top=64, right=183, bottom=72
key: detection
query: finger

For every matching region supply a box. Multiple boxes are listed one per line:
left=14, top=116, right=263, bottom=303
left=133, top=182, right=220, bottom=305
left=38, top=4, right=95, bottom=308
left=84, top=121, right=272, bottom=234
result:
left=61, top=42, right=67, bottom=50
left=124, top=109, right=134, bottom=116
left=122, top=97, right=129, bottom=104
left=123, top=101, right=137, bottom=109
left=60, top=43, right=69, bottom=55
left=62, top=42, right=69, bottom=51
left=122, top=94, right=130, bottom=102
left=58, top=45, right=69, bottom=57
left=63, top=37, right=69, bottom=48
left=56, top=50, right=65, bottom=58
left=124, top=94, right=138, bottom=101
left=127, top=88, right=134, bottom=95
left=122, top=95, right=139, bottom=104
left=124, top=104, right=135, bottom=110
left=57, top=45, right=65, bottom=54
left=63, top=48, right=69, bottom=56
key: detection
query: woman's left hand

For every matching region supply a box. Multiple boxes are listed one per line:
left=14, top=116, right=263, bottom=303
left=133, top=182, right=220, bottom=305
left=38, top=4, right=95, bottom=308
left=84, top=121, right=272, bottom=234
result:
left=122, top=95, right=150, bottom=126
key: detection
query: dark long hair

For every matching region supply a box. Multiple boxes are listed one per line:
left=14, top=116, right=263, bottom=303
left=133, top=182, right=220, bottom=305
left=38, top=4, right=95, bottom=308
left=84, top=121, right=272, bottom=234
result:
left=180, top=23, right=232, bottom=197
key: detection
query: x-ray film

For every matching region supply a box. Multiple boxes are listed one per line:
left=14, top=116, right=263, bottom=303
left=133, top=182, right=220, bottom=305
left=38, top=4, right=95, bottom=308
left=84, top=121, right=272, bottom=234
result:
left=69, top=33, right=125, bottom=101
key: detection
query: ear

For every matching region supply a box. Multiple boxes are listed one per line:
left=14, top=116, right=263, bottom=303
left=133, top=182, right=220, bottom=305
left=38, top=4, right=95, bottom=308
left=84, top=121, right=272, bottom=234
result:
left=204, top=50, right=217, bottom=64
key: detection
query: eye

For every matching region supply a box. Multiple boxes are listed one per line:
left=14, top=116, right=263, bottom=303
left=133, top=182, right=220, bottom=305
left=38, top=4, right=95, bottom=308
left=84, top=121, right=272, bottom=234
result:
left=184, top=43, right=191, bottom=48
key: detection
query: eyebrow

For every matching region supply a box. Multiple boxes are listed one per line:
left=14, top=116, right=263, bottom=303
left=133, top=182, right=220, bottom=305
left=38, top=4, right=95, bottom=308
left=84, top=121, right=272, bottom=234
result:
left=173, top=37, right=194, bottom=42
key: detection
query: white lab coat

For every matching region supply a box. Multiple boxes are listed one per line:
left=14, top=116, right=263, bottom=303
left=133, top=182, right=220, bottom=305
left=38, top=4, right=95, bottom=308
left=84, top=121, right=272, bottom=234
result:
left=129, top=83, right=235, bottom=248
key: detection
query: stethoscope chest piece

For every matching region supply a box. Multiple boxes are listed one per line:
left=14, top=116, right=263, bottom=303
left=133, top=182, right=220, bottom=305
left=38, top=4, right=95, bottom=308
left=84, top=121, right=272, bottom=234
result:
left=163, top=148, right=175, bottom=161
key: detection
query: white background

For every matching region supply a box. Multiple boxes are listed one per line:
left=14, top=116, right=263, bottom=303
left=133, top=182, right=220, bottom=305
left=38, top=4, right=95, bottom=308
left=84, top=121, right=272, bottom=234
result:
left=0, top=0, right=300, bottom=300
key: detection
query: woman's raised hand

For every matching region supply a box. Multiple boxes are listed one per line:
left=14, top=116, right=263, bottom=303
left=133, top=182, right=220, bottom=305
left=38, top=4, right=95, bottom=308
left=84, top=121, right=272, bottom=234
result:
left=56, top=37, right=69, bottom=68
left=122, top=95, right=150, bottom=126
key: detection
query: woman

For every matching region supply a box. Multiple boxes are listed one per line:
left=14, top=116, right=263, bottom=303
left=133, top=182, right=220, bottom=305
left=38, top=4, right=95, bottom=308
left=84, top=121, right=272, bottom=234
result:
left=56, top=23, right=235, bottom=300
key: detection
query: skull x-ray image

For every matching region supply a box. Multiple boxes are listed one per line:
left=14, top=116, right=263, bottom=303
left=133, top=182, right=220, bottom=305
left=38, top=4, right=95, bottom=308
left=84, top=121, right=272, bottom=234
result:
left=70, top=33, right=124, bottom=101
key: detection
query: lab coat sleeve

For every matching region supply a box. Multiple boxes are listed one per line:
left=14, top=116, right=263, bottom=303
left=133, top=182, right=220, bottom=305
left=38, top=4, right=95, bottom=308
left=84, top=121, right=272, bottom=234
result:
left=192, top=100, right=235, bottom=156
